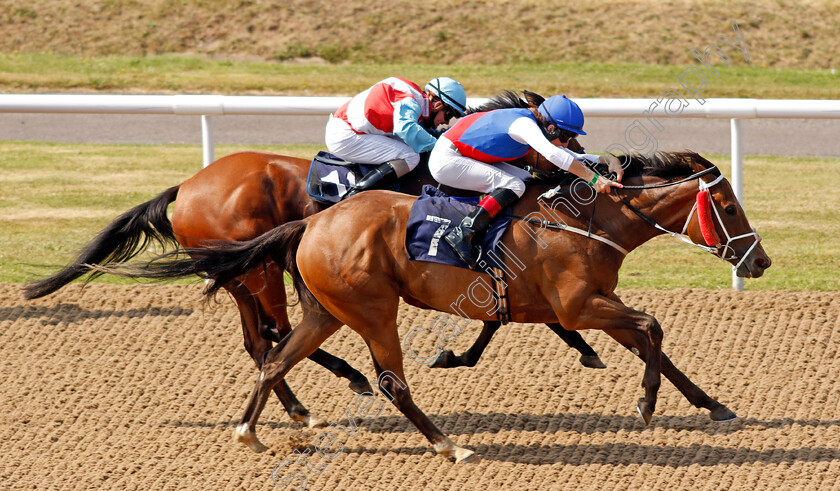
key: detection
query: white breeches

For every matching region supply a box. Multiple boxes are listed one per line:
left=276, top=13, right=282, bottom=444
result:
left=428, top=136, right=529, bottom=197
left=325, top=116, right=421, bottom=171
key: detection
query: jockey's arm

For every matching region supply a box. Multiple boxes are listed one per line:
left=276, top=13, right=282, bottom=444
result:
left=509, top=117, right=621, bottom=193
left=393, top=99, right=437, bottom=154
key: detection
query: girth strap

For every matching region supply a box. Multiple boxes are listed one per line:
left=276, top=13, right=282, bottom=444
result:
left=489, top=266, right=511, bottom=325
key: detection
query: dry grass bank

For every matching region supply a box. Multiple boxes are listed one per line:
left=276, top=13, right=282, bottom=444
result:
left=3, top=0, right=837, bottom=69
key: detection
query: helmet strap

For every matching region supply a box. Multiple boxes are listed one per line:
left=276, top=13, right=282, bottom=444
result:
left=541, top=124, right=562, bottom=142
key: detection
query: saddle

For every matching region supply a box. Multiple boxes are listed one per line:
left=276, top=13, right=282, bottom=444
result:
left=306, top=151, right=396, bottom=205
left=405, top=185, right=512, bottom=271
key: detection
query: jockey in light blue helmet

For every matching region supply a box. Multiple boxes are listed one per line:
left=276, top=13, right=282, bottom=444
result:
left=426, top=77, right=468, bottom=118
left=537, top=94, right=587, bottom=136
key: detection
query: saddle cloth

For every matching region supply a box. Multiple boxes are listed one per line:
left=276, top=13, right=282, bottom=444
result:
left=306, top=151, right=394, bottom=205
left=405, top=185, right=512, bottom=271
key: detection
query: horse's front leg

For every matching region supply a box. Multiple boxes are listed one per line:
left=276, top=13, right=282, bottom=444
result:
left=431, top=320, right=606, bottom=370
left=430, top=321, right=500, bottom=368
left=608, top=293, right=735, bottom=421
left=545, top=323, right=606, bottom=369
left=565, top=293, right=663, bottom=425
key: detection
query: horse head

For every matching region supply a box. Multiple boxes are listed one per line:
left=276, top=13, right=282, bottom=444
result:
left=680, top=154, right=772, bottom=278
left=621, top=152, right=772, bottom=279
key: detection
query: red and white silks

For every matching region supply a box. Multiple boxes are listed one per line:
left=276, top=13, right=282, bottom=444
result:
left=333, top=77, right=430, bottom=136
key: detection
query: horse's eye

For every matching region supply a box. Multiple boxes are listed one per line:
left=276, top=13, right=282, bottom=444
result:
left=725, top=205, right=737, bottom=216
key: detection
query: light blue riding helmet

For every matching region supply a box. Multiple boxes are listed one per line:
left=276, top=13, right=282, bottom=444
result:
left=425, top=77, right=467, bottom=117
left=538, top=95, right=587, bottom=135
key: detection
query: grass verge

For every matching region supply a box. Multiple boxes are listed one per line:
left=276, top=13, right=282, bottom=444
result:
left=2, top=53, right=839, bottom=99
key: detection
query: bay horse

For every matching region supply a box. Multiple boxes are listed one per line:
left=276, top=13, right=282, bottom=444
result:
left=101, top=151, right=771, bottom=462
left=23, top=91, right=604, bottom=428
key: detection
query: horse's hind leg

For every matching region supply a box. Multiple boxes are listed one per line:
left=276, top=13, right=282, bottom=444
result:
left=546, top=323, right=606, bottom=369
left=248, top=267, right=373, bottom=394
left=235, top=307, right=344, bottom=453
left=226, top=281, right=325, bottom=428
left=362, top=322, right=475, bottom=463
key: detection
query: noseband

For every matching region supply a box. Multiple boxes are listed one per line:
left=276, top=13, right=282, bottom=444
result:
left=614, top=167, right=762, bottom=271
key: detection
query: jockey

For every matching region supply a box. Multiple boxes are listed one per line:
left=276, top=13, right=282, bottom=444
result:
left=428, top=94, right=624, bottom=268
left=325, top=76, right=468, bottom=198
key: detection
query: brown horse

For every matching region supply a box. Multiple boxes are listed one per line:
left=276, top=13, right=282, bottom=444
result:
left=23, top=91, right=604, bottom=428
left=102, top=151, right=771, bottom=462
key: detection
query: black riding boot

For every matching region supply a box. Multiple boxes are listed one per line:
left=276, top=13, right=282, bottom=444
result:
left=444, top=188, right=519, bottom=269
left=343, top=160, right=404, bottom=199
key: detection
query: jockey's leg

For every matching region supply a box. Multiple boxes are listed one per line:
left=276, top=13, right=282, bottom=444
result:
left=445, top=188, right=519, bottom=268
left=344, top=158, right=410, bottom=198
left=325, top=116, right=421, bottom=197
left=429, top=137, right=526, bottom=268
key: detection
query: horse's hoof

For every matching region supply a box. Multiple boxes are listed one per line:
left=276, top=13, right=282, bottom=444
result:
left=636, top=399, right=654, bottom=426
left=709, top=405, right=737, bottom=422
left=434, top=438, right=476, bottom=463
left=306, top=415, right=328, bottom=428
left=234, top=423, right=269, bottom=453
left=349, top=378, right=374, bottom=395
left=579, top=355, right=606, bottom=369
left=430, top=350, right=455, bottom=369
left=291, top=412, right=328, bottom=428
left=454, top=447, right=477, bottom=463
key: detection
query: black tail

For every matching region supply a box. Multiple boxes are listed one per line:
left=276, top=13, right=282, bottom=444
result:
left=90, top=220, right=315, bottom=305
left=23, top=186, right=180, bottom=300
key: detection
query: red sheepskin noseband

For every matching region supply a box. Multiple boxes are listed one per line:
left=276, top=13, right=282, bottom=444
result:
left=696, top=190, right=721, bottom=246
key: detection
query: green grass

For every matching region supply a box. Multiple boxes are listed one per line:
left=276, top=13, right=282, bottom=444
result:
left=2, top=53, right=839, bottom=99
left=1, top=142, right=837, bottom=290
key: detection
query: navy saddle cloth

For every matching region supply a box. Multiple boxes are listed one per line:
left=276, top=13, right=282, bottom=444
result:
left=406, top=185, right=512, bottom=271
left=307, top=151, right=397, bottom=205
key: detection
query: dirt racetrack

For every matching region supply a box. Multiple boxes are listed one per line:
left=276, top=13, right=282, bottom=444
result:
left=2, top=282, right=839, bottom=490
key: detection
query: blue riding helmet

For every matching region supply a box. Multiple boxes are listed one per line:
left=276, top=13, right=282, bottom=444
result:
left=425, top=77, right=467, bottom=117
left=538, top=95, right=587, bottom=135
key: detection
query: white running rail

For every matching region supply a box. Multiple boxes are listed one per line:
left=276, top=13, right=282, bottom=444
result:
left=3, top=94, right=839, bottom=289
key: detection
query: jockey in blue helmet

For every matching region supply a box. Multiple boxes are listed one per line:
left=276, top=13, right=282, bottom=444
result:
left=428, top=94, right=624, bottom=268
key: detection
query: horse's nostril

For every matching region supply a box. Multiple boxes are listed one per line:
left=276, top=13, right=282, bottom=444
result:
left=755, top=257, right=771, bottom=269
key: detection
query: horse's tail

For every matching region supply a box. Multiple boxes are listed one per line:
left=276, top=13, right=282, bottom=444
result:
left=89, top=220, right=316, bottom=306
left=23, top=186, right=180, bottom=300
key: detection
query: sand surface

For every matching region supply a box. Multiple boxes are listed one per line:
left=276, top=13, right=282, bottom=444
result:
left=2, top=283, right=838, bottom=490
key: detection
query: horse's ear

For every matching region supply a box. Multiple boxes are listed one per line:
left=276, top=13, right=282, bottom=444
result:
left=523, top=90, right=545, bottom=107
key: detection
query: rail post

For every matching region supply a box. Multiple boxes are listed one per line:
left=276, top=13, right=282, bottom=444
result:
left=730, top=118, right=744, bottom=291
left=201, top=115, right=215, bottom=168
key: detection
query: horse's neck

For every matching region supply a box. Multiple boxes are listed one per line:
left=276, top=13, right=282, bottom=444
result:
left=605, top=182, right=700, bottom=252
left=518, top=180, right=698, bottom=254
left=399, top=162, right=438, bottom=196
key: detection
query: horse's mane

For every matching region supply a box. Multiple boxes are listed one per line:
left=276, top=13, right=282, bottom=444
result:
left=465, top=90, right=533, bottom=115
left=525, top=151, right=720, bottom=187
left=617, top=151, right=721, bottom=179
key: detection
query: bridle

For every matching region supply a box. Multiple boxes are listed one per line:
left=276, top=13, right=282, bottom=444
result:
left=612, top=166, right=762, bottom=271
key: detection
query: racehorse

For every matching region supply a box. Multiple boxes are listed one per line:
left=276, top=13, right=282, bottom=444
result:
left=98, top=151, right=771, bottom=462
left=23, top=91, right=604, bottom=428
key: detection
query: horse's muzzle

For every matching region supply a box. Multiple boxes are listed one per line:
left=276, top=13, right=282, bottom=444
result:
left=736, top=251, right=772, bottom=279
